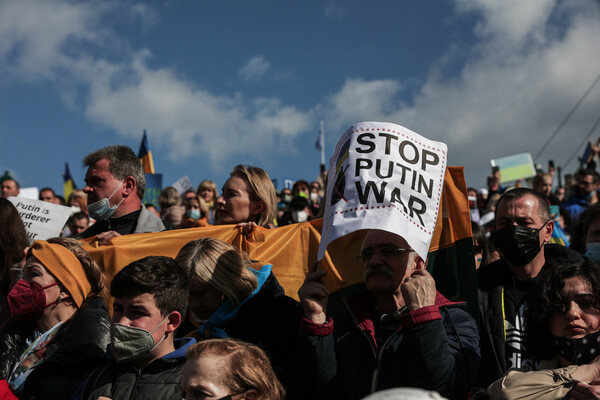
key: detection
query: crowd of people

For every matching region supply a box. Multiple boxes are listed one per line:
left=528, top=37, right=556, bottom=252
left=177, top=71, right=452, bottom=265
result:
left=1, top=143, right=600, bottom=400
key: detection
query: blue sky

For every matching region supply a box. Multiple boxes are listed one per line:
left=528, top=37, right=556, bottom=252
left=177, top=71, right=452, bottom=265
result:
left=1, top=0, right=599, bottom=196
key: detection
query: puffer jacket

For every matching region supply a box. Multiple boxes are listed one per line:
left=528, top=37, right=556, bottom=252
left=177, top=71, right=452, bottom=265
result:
left=298, top=290, right=480, bottom=400
left=0, top=295, right=111, bottom=400
left=79, top=337, right=195, bottom=400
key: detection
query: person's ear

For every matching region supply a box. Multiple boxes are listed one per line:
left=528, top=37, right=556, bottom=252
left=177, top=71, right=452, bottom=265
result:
left=414, top=255, right=427, bottom=271
left=242, top=389, right=259, bottom=400
left=57, top=288, right=70, bottom=303
left=122, top=176, right=136, bottom=197
left=166, top=311, right=182, bottom=333
left=543, top=220, right=554, bottom=244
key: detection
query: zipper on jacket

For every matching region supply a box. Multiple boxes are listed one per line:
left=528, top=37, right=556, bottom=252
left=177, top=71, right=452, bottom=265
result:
left=371, top=330, right=397, bottom=393
left=343, top=297, right=395, bottom=394
left=129, top=368, right=143, bottom=400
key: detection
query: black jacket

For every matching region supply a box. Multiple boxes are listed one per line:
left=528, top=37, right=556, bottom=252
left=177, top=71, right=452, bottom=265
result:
left=179, top=271, right=303, bottom=399
left=79, top=337, right=195, bottom=400
left=476, top=244, right=585, bottom=389
left=226, top=272, right=303, bottom=399
left=298, top=291, right=480, bottom=400
left=0, top=296, right=111, bottom=400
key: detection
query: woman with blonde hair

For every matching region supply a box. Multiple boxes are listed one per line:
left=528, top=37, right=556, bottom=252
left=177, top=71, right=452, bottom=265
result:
left=181, top=338, right=285, bottom=400
left=214, top=165, right=276, bottom=228
left=158, top=186, right=186, bottom=227
left=67, top=189, right=88, bottom=214
left=0, top=237, right=110, bottom=400
left=175, top=238, right=301, bottom=399
left=197, top=179, right=219, bottom=224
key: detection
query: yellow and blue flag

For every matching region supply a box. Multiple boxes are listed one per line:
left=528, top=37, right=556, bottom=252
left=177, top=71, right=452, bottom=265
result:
left=138, top=130, right=155, bottom=174
left=63, top=163, right=76, bottom=200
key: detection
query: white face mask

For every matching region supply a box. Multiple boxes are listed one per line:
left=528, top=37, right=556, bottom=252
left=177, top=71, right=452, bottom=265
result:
left=87, top=180, right=124, bottom=221
left=585, top=242, right=600, bottom=266
left=292, top=210, right=308, bottom=223
left=310, top=192, right=319, bottom=203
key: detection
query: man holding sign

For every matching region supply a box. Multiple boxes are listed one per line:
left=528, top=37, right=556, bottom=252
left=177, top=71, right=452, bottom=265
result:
left=78, top=145, right=164, bottom=244
left=297, top=122, right=479, bottom=400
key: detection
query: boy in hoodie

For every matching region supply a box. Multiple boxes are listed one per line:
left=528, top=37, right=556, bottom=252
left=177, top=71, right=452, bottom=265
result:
left=79, top=256, right=195, bottom=400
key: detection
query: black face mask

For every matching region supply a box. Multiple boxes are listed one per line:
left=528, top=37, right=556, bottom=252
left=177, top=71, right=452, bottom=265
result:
left=493, top=222, right=547, bottom=266
left=552, top=330, right=600, bottom=365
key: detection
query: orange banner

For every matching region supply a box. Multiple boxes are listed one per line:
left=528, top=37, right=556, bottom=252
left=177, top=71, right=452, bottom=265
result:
left=81, top=167, right=471, bottom=304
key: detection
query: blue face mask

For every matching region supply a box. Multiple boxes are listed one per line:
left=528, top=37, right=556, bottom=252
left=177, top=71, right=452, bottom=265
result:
left=186, top=209, right=201, bottom=220
left=585, top=242, right=600, bottom=266
left=88, top=180, right=124, bottom=221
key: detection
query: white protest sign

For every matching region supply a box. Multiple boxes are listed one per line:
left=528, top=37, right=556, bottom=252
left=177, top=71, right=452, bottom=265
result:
left=318, top=121, right=447, bottom=261
left=17, top=187, right=39, bottom=200
left=8, top=197, right=72, bottom=242
left=172, top=176, right=195, bottom=195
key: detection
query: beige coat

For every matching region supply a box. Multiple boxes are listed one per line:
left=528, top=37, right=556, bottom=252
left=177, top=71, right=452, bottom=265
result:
left=487, top=357, right=579, bottom=400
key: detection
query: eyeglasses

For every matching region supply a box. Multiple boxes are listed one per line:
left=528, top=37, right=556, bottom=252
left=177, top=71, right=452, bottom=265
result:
left=355, top=246, right=412, bottom=262
left=577, top=180, right=596, bottom=187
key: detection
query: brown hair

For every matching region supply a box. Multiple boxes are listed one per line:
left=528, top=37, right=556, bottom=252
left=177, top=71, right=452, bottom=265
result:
left=0, top=198, right=29, bottom=292
left=186, top=339, right=285, bottom=400
left=159, top=186, right=182, bottom=209
left=185, top=193, right=209, bottom=217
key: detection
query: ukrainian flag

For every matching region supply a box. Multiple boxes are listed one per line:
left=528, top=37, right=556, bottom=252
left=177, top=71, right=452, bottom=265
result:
left=63, top=163, right=76, bottom=200
left=138, top=130, right=155, bottom=174
left=81, top=167, right=477, bottom=318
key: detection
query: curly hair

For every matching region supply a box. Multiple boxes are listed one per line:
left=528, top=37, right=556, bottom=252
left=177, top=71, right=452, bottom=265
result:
left=185, top=338, right=285, bottom=400
left=524, top=259, right=600, bottom=361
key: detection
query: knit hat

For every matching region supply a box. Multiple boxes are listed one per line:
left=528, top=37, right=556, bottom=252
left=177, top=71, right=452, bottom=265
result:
left=29, top=241, right=91, bottom=307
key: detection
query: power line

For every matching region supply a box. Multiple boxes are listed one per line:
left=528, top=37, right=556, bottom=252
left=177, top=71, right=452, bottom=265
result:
left=535, top=71, right=600, bottom=160
left=563, top=114, right=600, bottom=168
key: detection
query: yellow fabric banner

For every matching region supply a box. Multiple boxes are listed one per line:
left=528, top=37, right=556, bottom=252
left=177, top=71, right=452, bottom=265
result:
left=81, top=167, right=471, bottom=304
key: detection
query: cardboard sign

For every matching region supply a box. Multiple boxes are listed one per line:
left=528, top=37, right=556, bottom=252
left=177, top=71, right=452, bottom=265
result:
left=142, top=173, right=163, bottom=208
left=490, top=153, right=536, bottom=184
left=8, top=197, right=72, bottom=242
left=318, top=121, right=447, bottom=261
left=172, top=175, right=194, bottom=195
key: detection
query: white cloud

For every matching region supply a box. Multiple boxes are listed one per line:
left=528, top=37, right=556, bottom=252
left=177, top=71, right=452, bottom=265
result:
left=321, top=78, right=404, bottom=129
left=85, top=55, right=312, bottom=164
left=0, top=1, right=312, bottom=168
left=0, top=0, right=109, bottom=81
left=321, top=0, right=600, bottom=187
left=237, top=56, right=271, bottom=82
left=2, top=0, right=599, bottom=188
left=454, top=0, right=555, bottom=48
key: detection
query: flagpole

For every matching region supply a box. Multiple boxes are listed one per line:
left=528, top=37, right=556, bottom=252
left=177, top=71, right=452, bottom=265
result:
left=320, top=120, right=325, bottom=171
